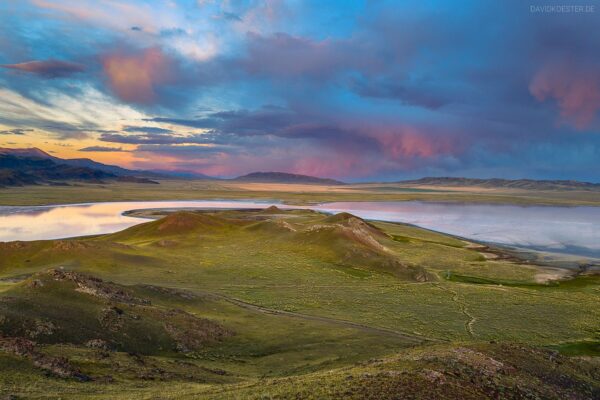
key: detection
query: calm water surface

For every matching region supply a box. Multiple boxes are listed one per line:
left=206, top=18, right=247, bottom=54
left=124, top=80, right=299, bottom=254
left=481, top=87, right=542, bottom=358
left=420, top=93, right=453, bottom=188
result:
left=318, top=202, right=600, bottom=258
left=0, top=200, right=599, bottom=258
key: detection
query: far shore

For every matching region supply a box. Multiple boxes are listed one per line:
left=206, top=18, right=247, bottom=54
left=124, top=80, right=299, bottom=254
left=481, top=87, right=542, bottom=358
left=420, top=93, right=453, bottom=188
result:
left=1, top=179, right=600, bottom=207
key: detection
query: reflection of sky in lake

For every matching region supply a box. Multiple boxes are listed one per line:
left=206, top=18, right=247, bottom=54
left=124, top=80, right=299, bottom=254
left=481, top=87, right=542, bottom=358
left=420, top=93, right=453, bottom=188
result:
left=0, top=201, right=277, bottom=241
left=0, top=200, right=598, bottom=258
left=314, top=202, right=600, bottom=258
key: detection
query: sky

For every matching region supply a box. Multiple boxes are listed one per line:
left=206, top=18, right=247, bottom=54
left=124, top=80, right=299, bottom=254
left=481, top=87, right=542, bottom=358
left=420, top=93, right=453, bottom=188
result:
left=0, top=0, right=599, bottom=182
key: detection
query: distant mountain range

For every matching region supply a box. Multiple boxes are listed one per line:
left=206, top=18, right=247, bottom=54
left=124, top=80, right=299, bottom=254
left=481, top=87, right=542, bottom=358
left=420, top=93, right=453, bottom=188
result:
left=0, top=148, right=346, bottom=187
left=0, top=148, right=167, bottom=187
left=0, top=153, right=116, bottom=186
left=0, top=147, right=135, bottom=176
left=0, top=148, right=345, bottom=186
left=398, top=177, right=600, bottom=191
left=233, top=171, right=345, bottom=185
left=3, top=148, right=597, bottom=190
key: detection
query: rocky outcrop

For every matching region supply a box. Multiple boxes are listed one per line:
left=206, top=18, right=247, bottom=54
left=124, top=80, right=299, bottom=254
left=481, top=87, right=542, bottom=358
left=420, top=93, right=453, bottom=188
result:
left=45, top=269, right=149, bottom=305
left=0, top=336, right=90, bottom=381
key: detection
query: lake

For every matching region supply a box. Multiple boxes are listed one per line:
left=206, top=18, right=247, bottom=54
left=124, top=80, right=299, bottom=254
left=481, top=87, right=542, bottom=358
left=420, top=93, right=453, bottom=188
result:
left=0, top=200, right=599, bottom=259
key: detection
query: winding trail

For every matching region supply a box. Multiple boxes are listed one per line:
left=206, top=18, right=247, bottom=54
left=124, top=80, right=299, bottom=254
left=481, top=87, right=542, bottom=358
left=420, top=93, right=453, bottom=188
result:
left=434, top=284, right=477, bottom=338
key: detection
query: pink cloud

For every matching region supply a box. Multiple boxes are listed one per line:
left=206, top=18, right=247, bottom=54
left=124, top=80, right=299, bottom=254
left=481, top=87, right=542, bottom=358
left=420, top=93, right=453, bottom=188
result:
left=379, top=129, right=439, bottom=159
left=101, top=47, right=174, bottom=104
left=291, top=154, right=368, bottom=178
left=529, top=63, right=600, bottom=129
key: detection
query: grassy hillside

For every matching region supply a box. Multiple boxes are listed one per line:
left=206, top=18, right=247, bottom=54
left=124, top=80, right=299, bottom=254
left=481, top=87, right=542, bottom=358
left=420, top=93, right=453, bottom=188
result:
left=0, top=208, right=598, bottom=398
left=0, top=269, right=231, bottom=354
left=204, top=343, right=600, bottom=400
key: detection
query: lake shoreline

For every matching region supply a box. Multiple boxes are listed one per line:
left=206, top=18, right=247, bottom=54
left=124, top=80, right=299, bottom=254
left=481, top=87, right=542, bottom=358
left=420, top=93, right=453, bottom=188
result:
left=1, top=200, right=599, bottom=267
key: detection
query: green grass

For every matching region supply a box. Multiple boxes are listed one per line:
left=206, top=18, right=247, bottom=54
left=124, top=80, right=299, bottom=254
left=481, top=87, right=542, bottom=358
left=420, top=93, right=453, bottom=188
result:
left=551, top=340, right=600, bottom=356
left=0, top=208, right=598, bottom=398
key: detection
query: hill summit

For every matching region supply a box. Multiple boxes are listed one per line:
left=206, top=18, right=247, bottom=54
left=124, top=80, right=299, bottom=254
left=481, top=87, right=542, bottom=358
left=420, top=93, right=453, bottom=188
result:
left=234, top=171, right=344, bottom=185
left=106, top=211, right=232, bottom=241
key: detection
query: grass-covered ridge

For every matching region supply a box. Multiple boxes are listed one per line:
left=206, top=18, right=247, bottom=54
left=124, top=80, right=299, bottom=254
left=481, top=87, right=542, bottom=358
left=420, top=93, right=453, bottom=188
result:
left=0, top=269, right=231, bottom=355
left=0, top=208, right=598, bottom=398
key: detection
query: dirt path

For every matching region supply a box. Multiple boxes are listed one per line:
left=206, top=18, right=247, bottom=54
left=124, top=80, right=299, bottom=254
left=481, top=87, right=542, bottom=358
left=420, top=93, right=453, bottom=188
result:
left=219, top=293, right=438, bottom=343
left=189, top=289, right=440, bottom=343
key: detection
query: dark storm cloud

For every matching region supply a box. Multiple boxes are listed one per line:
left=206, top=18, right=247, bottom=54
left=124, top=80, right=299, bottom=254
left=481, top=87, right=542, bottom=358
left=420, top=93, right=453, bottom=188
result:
left=41, top=123, right=92, bottom=140
left=215, top=12, right=243, bottom=22
left=1, top=60, right=85, bottom=78
left=147, top=108, right=379, bottom=157
left=143, top=117, right=221, bottom=129
left=123, top=126, right=173, bottom=134
left=0, top=128, right=33, bottom=135
left=136, top=144, right=237, bottom=154
left=99, top=132, right=212, bottom=145
left=349, top=77, right=451, bottom=110
left=145, top=107, right=296, bottom=134
left=79, top=146, right=127, bottom=152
